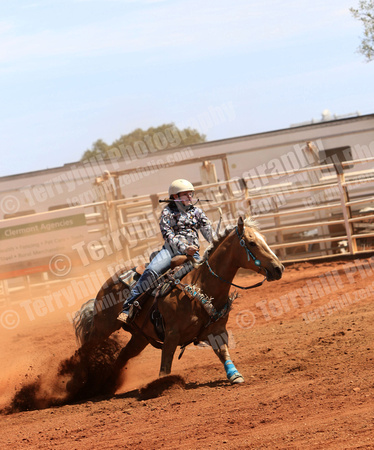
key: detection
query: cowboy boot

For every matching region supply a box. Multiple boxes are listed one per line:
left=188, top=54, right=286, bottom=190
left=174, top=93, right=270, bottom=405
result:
left=117, top=269, right=158, bottom=323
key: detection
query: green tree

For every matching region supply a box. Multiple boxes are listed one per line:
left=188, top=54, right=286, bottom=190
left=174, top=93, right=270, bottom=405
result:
left=351, top=0, right=374, bottom=61
left=81, top=139, right=109, bottom=161
left=81, top=123, right=206, bottom=161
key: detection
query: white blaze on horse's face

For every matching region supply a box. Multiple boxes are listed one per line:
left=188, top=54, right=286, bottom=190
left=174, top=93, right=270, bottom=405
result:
left=250, top=229, right=283, bottom=281
left=254, top=230, right=278, bottom=259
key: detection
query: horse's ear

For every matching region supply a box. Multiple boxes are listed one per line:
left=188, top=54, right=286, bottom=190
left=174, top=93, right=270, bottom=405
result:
left=237, top=216, right=244, bottom=235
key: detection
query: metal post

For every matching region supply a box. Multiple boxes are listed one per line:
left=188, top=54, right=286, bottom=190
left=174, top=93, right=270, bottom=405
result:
left=336, top=168, right=357, bottom=254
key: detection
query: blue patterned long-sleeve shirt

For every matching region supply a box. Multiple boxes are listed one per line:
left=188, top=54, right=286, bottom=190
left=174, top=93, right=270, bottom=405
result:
left=160, top=203, right=213, bottom=254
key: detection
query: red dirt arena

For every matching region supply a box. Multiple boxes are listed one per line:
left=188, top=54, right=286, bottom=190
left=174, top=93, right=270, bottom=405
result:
left=1, top=256, right=374, bottom=449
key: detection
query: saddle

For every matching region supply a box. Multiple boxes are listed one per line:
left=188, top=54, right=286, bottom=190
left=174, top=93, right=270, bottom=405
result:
left=118, top=255, right=193, bottom=290
left=118, top=255, right=196, bottom=341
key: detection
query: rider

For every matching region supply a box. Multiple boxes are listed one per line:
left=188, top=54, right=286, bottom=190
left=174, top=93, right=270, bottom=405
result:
left=117, top=178, right=213, bottom=323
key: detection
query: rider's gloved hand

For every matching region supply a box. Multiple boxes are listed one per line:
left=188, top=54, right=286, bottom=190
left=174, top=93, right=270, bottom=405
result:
left=186, top=245, right=199, bottom=256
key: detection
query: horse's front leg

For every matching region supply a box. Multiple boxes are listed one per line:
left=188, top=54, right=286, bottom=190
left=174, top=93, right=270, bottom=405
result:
left=211, top=331, right=244, bottom=384
left=159, top=329, right=180, bottom=377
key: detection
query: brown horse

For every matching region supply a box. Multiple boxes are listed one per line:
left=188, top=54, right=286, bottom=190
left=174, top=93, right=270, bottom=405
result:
left=74, top=216, right=284, bottom=388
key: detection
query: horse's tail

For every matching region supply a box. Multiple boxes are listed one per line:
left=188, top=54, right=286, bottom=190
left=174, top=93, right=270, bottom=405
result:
left=73, top=298, right=96, bottom=346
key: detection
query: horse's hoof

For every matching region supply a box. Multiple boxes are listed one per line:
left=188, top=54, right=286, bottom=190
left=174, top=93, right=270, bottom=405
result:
left=229, top=373, right=244, bottom=384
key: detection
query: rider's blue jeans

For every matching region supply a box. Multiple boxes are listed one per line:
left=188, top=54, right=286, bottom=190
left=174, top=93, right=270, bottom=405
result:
left=122, top=245, right=200, bottom=312
left=146, top=247, right=177, bottom=278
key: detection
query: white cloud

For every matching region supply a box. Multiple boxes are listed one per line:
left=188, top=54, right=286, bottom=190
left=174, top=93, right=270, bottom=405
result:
left=0, top=0, right=359, bottom=69
left=0, top=20, right=14, bottom=34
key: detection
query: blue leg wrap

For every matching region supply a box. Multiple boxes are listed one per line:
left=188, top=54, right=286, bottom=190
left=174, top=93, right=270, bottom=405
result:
left=224, top=360, right=239, bottom=379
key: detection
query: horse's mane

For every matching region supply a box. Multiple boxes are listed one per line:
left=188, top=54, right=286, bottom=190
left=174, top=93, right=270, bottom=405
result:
left=201, top=216, right=260, bottom=262
left=244, top=216, right=260, bottom=231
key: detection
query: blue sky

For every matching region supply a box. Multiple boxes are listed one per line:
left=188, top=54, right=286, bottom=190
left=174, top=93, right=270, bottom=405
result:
left=0, top=0, right=373, bottom=176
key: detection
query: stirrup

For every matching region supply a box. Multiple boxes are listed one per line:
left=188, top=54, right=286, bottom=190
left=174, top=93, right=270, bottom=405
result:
left=126, top=300, right=142, bottom=323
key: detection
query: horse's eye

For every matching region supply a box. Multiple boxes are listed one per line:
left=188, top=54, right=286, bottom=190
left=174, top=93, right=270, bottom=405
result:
left=249, top=241, right=257, bottom=247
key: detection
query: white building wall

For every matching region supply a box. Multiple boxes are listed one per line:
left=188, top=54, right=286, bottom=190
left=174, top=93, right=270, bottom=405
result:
left=1, top=114, right=373, bottom=220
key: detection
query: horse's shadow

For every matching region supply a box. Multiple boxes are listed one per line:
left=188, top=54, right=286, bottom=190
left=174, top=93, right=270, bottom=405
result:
left=61, top=377, right=230, bottom=409
left=115, top=375, right=232, bottom=402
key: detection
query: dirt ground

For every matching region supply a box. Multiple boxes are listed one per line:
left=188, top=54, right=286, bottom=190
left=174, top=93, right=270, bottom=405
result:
left=1, top=256, right=374, bottom=449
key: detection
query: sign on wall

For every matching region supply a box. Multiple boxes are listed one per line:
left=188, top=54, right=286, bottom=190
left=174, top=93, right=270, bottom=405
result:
left=0, top=209, right=90, bottom=279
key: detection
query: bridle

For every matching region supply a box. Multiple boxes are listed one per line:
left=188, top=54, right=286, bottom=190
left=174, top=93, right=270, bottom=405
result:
left=205, top=225, right=267, bottom=290
left=235, top=226, right=262, bottom=266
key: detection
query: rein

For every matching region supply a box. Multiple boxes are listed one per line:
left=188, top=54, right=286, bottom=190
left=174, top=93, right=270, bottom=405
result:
left=204, top=225, right=267, bottom=290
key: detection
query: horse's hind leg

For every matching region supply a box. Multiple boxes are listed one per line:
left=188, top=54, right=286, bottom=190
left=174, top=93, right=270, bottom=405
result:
left=210, top=331, right=244, bottom=384
left=110, top=332, right=149, bottom=392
